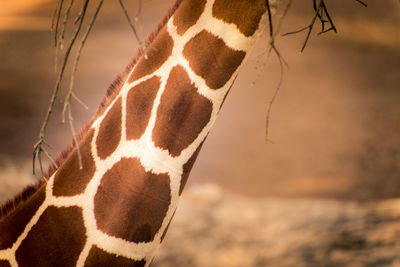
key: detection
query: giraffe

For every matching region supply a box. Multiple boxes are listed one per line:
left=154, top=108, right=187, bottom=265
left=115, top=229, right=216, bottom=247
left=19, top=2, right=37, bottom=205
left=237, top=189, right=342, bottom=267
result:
left=0, top=0, right=279, bottom=266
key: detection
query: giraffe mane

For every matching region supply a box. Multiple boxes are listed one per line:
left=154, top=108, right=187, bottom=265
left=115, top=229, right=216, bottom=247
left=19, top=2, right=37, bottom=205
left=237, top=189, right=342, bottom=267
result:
left=0, top=179, right=45, bottom=218
left=0, top=0, right=184, bottom=220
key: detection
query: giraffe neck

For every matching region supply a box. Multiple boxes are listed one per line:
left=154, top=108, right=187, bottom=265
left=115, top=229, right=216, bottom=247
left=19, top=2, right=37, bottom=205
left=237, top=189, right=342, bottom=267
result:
left=0, top=0, right=276, bottom=266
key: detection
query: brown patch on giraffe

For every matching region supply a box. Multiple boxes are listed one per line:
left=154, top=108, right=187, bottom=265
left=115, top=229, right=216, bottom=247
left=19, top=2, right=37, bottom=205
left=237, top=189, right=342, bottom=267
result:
left=212, top=0, right=266, bottom=37
left=128, top=28, right=173, bottom=83
left=152, top=65, right=212, bottom=157
left=0, top=260, right=11, bottom=267
left=15, top=206, right=86, bottom=267
left=94, top=157, right=171, bottom=243
left=0, top=186, right=45, bottom=250
left=183, top=30, right=246, bottom=89
left=53, top=129, right=95, bottom=196
left=42, top=1, right=187, bottom=181
left=180, top=142, right=204, bottom=195
left=173, top=0, right=207, bottom=35
left=84, top=246, right=146, bottom=267
left=126, top=76, right=161, bottom=140
left=96, top=97, right=122, bottom=159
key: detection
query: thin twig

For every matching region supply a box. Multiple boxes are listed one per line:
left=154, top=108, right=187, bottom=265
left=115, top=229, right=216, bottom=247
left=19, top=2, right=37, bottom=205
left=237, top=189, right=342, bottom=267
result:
left=54, top=0, right=65, bottom=72
left=43, top=148, right=57, bottom=171
left=266, top=0, right=274, bottom=37
left=313, top=0, right=326, bottom=31
left=72, top=92, right=89, bottom=110
left=74, top=13, right=82, bottom=24
left=301, top=0, right=323, bottom=52
left=282, top=25, right=309, bottom=36
left=118, top=0, right=146, bottom=57
left=55, top=0, right=74, bottom=72
left=265, top=51, right=284, bottom=144
left=135, top=0, right=142, bottom=21
left=355, top=0, right=368, bottom=7
left=62, top=0, right=104, bottom=123
left=61, top=0, right=75, bottom=41
left=273, top=0, right=293, bottom=40
left=51, top=0, right=62, bottom=36
left=54, top=0, right=65, bottom=46
left=33, top=0, right=90, bottom=175
left=264, top=0, right=286, bottom=143
left=52, top=0, right=64, bottom=72
left=282, top=0, right=324, bottom=52
left=320, top=1, right=337, bottom=33
left=38, top=147, right=44, bottom=175
left=266, top=0, right=289, bottom=67
left=62, top=0, right=104, bottom=169
left=67, top=107, right=82, bottom=170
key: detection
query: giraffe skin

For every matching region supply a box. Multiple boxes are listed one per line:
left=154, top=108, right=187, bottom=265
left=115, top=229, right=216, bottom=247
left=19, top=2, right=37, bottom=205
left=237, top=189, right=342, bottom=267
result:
left=0, top=0, right=279, bottom=266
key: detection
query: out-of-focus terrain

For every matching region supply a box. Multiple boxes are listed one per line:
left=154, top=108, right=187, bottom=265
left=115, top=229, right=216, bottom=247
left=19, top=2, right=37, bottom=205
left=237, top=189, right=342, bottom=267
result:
left=0, top=0, right=399, bottom=265
left=154, top=184, right=400, bottom=267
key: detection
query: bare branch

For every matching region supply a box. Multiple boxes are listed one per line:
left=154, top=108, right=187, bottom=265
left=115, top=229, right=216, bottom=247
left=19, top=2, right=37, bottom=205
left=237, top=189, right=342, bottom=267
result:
left=32, top=139, right=57, bottom=176
left=51, top=0, right=62, bottom=39
left=54, top=0, right=65, bottom=47
left=42, top=147, right=57, bottom=170
left=61, top=0, right=75, bottom=41
left=265, top=0, right=274, bottom=37
left=53, top=0, right=65, bottom=72
left=282, top=25, right=309, bottom=36
left=355, top=0, right=368, bottom=7
left=72, top=92, right=89, bottom=110
left=33, top=0, right=90, bottom=174
left=55, top=0, right=74, bottom=72
left=320, top=1, right=337, bottom=33
left=266, top=0, right=290, bottom=66
left=265, top=50, right=284, bottom=144
left=63, top=0, right=104, bottom=124
left=301, top=0, right=323, bottom=52
left=282, top=0, right=324, bottom=52
left=118, top=0, right=146, bottom=57
left=264, top=0, right=288, bottom=143
left=62, top=0, right=104, bottom=170
left=264, top=0, right=366, bottom=140
left=135, top=0, right=143, bottom=21
left=273, top=0, right=293, bottom=40
left=67, top=106, right=83, bottom=170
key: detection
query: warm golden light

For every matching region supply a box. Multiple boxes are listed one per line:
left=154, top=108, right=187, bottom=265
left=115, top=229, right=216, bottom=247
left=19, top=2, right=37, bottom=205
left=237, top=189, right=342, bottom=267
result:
left=0, top=0, right=51, bottom=30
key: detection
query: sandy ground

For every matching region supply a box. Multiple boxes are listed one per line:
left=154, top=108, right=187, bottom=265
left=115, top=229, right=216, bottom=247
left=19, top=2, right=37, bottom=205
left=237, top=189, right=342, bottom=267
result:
left=154, top=183, right=400, bottom=267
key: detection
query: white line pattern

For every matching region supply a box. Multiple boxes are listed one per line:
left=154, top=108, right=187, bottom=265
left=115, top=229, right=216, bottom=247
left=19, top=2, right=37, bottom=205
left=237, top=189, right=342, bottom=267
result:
left=0, top=0, right=275, bottom=266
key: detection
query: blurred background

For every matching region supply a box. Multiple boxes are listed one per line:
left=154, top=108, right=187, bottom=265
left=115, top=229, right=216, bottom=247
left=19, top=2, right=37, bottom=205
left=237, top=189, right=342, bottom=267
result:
left=0, top=0, right=399, bottom=265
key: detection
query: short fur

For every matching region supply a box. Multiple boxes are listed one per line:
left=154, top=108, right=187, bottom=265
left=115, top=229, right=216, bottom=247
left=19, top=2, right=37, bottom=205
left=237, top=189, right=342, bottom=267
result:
left=0, top=0, right=184, bottom=220
left=0, top=179, right=45, bottom=218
